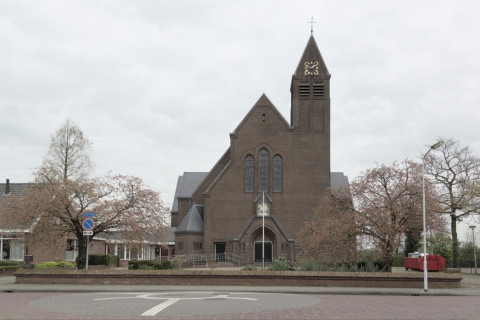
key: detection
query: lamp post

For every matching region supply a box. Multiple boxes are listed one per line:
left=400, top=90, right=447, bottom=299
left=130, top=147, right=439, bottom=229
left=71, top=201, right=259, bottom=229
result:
left=469, top=225, right=477, bottom=274
left=422, top=140, right=444, bottom=293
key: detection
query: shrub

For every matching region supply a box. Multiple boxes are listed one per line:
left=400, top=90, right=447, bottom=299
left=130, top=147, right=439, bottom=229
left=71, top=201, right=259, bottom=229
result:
left=155, top=259, right=178, bottom=270
left=392, top=253, right=404, bottom=267
left=268, top=257, right=295, bottom=271
left=128, top=259, right=178, bottom=270
left=35, top=259, right=76, bottom=268
left=242, top=265, right=258, bottom=271
left=36, top=261, right=60, bottom=268
left=88, top=254, right=119, bottom=267
left=0, top=259, right=21, bottom=271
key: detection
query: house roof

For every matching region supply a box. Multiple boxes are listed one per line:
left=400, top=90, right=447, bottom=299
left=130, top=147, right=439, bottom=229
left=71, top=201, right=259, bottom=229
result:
left=331, top=172, right=349, bottom=189
left=0, top=182, right=32, bottom=202
left=175, top=204, right=204, bottom=234
left=0, top=181, right=36, bottom=232
left=171, top=172, right=208, bottom=213
left=95, top=229, right=172, bottom=245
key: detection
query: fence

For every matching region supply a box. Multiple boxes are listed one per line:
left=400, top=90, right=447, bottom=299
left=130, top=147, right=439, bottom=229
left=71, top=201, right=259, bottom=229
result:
left=155, top=253, right=245, bottom=266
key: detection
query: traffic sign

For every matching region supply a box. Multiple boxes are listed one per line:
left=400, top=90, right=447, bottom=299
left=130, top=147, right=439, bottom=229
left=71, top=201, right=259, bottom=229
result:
left=83, top=212, right=96, bottom=218
left=82, top=218, right=95, bottom=231
left=83, top=231, right=93, bottom=236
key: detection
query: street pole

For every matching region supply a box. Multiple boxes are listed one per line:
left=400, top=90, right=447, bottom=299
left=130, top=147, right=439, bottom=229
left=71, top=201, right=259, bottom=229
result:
left=422, top=140, right=444, bottom=293
left=262, top=192, right=265, bottom=271
left=421, top=158, right=428, bottom=292
left=470, top=225, right=477, bottom=274
left=86, top=235, right=90, bottom=271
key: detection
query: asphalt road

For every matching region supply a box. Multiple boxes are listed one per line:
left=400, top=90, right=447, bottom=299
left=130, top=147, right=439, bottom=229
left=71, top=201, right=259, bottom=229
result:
left=1, top=291, right=479, bottom=320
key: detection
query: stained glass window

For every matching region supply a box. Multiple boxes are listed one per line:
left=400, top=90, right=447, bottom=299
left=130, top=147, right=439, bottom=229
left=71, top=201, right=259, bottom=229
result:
left=245, top=155, right=254, bottom=192
left=273, top=155, right=282, bottom=192
left=258, top=149, right=269, bottom=192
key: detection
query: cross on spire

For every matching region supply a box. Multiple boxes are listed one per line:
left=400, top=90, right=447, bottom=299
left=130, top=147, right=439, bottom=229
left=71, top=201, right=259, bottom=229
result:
left=308, top=16, right=317, bottom=34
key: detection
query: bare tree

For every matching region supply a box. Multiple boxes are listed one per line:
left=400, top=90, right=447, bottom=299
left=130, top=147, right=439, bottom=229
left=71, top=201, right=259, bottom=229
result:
left=38, top=120, right=92, bottom=182
left=298, top=189, right=357, bottom=266
left=15, top=175, right=170, bottom=268
left=5, top=120, right=170, bottom=269
left=299, top=160, right=445, bottom=271
left=424, top=138, right=480, bottom=268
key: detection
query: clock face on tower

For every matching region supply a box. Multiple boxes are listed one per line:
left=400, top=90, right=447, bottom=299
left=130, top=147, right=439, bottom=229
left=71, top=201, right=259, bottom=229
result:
left=304, top=61, right=319, bottom=75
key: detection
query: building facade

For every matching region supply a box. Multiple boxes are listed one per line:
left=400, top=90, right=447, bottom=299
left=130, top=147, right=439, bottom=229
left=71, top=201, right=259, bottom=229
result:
left=171, top=35, right=349, bottom=264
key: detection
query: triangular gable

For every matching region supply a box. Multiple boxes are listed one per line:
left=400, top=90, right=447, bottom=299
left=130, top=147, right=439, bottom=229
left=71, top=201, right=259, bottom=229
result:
left=293, top=35, right=330, bottom=79
left=231, top=94, right=290, bottom=136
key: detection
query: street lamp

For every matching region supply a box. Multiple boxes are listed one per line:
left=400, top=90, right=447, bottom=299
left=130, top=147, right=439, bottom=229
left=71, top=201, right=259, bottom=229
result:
left=469, top=225, right=477, bottom=274
left=422, top=140, right=444, bottom=293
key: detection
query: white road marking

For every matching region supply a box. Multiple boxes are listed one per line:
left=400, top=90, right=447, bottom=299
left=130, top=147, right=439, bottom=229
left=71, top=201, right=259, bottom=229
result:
left=141, top=298, right=180, bottom=317
left=93, top=292, right=259, bottom=316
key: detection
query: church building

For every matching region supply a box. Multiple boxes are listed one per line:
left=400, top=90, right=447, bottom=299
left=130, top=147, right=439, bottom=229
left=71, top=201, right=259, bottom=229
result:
left=171, top=35, right=348, bottom=264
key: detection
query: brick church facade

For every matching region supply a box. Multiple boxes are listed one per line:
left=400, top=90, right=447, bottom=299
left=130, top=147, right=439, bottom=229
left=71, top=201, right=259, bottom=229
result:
left=171, top=35, right=348, bottom=264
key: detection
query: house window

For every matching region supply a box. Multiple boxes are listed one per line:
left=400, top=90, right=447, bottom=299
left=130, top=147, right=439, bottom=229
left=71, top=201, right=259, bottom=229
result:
left=245, top=155, right=254, bottom=192
left=0, top=237, right=24, bottom=261
left=131, top=247, right=138, bottom=260
left=117, top=244, right=130, bottom=260
left=66, top=238, right=78, bottom=261
left=258, top=149, right=269, bottom=192
left=273, top=155, right=282, bottom=193
left=178, top=242, right=183, bottom=250
left=194, top=242, right=203, bottom=249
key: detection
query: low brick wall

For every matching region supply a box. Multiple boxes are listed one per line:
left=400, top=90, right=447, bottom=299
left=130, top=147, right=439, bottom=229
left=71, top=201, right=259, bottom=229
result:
left=14, top=270, right=462, bottom=288
left=0, top=269, right=18, bottom=277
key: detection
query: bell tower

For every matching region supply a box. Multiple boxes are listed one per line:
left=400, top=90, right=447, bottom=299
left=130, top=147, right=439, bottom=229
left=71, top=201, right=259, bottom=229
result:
left=290, top=35, right=330, bottom=133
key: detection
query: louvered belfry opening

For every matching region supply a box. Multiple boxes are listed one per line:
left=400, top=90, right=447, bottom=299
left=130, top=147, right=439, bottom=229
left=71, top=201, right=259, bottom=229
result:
left=313, top=82, right=324, bottom=98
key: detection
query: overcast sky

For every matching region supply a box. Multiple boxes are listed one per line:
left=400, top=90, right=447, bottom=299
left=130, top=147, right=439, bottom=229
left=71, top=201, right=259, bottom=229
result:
left=1, top=1, right=480, bottom=236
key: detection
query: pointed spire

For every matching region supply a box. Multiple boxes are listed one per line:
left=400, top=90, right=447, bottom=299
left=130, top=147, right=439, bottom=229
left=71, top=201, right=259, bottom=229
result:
left=293, top=34, right=330, bottom=79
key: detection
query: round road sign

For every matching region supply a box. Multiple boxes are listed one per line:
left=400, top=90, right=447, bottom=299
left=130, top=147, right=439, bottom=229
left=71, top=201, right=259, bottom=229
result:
left=82, top=218, right=95, bottom=231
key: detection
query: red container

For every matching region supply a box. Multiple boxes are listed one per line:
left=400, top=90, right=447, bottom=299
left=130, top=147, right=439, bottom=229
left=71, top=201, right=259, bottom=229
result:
left=404, top=255, right=446, bottom=272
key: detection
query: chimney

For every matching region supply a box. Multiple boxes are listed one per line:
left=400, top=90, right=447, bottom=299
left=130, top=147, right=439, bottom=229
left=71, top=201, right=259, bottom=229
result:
left=5, top=179, right=9, bottom=194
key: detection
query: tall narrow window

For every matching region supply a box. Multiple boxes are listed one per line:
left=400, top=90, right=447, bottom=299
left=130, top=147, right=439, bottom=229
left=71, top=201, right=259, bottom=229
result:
left=245, top=155, right=254, bottom=192
left=258, top=149, right=269, bottom=192
left=273, top=155, right=282, bottom=192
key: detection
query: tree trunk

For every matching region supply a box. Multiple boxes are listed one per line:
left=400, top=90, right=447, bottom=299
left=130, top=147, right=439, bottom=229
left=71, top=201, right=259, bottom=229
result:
left=451, top=214, right=459, bottom=268
left=75, top=234, right=87, bottom=269
left=383, top=241, right=393, bottom=272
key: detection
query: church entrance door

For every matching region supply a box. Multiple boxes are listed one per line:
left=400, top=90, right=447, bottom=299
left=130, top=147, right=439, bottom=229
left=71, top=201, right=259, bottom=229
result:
left=254, top=241, right=272, bottom=262
left=215, top=242, right=226, bottom=261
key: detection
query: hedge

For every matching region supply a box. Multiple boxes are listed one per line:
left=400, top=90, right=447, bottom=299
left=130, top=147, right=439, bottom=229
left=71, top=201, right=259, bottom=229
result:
left=0, top=259, right=21, bottom=271
left=88, top=254, right=119, bottom=267
left=128, top=259, right=178, bottom=270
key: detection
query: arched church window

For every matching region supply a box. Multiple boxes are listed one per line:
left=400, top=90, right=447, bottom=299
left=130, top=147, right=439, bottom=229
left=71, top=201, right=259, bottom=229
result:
left=245, top=155, right=254, bottom=193
left=273, top=155, right=282, bottom=193
left=258, top=149, right=269, bottom=192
